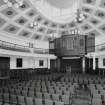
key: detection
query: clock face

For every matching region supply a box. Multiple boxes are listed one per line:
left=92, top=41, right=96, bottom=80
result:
left=29, top=0, right=82, bottom=23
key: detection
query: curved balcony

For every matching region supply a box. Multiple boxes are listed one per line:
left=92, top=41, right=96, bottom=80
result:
left=34, top=48, right=49, bottom=54
left=0, top=40, right=30, bottom=53
left=0, top=40, right=49, bottom=54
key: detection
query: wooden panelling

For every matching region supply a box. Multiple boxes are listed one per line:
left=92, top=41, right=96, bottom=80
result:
left=86, top=35, right=95, bottom=53
left=50, top=34, right=95, bottom=56
left=54, top=35, right=86, bottom=56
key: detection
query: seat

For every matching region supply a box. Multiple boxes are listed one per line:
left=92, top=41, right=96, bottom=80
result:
left=45, top=99, right=53, bottom=105
left=36, top=92, right=42, bottom=99
left=49, top=89, right=55, bottom=94
left=0, top=88, right=3, bottom=94
left=44, top=93, right=51, bottom=100
left=22, top=90, right=28, bottom=96
left=0, top=102, right=2, bottom=105
left=69, top=87, right=75, bottom=95
left=3, top=103, right=10, bottom=105
left=35, top=98, right=42, bottom=105
left=100, top=90, right=105, bottom=95
left=64, top=90, right=70, bottom=95
left=42, top=87, right=47, bottom=92
left=56, top=89, right=62, bottom=95
left=9, top=89, right=15, bottom=94
left=28, top=91, right=35, bottom=97
left=25, top=97, right=34, bottom=105
left=3, top=93, right=10, bottom=103
left=91, top=89, right=99, bottom=95
left=92, top=98, right=102, bottom=105
left=35, top=88, right=41, bottom=92
left=29, top=87, right=34, bottom=92
left=52, top=94, right=59, bottom=101
left=61, top=95, right=70, bottom=104
left=17, top=95, right=25, bottom=105
left=3, top=88, right=9, bottom=93
left=55, top=101, right=64, bottom=105
left=23, top=87, right=29, bottom=91
left=10, top=94, right=17, bottom=105
left=92, top=94, right=101, bottom=99
left=0, top=93, right=3, bottom=102
left=15, top=89, right=21, bottom=95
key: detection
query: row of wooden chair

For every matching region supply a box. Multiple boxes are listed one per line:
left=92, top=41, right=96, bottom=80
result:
left=0, top=94, right=65, bottom=105
left=1, top=87, right=72, bottom=96
left=0, top=91, right=70, bottom=103
left=0, top=93, right=69, bottom=105
left=61, top=74, right=105, bottom=84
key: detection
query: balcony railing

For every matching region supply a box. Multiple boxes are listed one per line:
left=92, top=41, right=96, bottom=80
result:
left=0, top=40, right=30, bottom=52
left=34, top=48, right=49, bottom=54
left=95, top=43, right=105, bottom=52
left=0, top=40, right=49, bottom=54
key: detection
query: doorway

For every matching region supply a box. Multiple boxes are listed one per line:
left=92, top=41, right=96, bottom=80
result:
left=62, top=58, right=82, bottom=73
left=66, top=64, right=71, bottom=73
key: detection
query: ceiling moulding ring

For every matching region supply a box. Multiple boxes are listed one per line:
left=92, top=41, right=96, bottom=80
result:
left=28, top=0, right=83, bottom=24
left=45, top=0, right=78, bottom=9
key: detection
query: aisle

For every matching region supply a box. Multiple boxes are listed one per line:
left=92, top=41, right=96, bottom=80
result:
left=71, top=85, right=91, bottom=105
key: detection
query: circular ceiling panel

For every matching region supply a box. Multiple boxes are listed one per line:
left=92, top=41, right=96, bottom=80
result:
left=29, top=0, right=81, bottom=23
left=46, top=0, right=76, bottom=9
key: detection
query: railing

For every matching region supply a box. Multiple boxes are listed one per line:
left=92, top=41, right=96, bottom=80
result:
left=0, top=40, right=30, bottom=53
left=0, top=40, right=49, bottom=54
left=95, top=43, right=105, bottom=52
left=34, top=48, right=49, bottom=54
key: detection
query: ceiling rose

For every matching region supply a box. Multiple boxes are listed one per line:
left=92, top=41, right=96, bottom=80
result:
left=46, top=0, right=76, bottom=9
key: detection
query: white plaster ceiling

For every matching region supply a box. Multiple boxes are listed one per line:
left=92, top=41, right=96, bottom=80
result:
left=0, top=0, right=105, bottom=43
left=45, top=0, right=76, bottom=9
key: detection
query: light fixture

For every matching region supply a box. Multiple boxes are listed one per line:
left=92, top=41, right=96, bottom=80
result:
left=74, top=9, right=86, bottom=23
left=68, top=28, right=83, bottom=35
left=29, top=21, right=41, bottom=30
left=3, top=0, right=23, bottom=8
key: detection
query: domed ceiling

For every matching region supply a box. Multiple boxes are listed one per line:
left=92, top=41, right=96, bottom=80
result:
left=30, top=0, right=80, bottom=23
left=0, top=0, right=105, bottom=43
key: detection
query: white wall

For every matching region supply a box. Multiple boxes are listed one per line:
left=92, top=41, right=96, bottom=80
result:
left=34, top=58, right=48, bottom=68
left=10, top=57, right=30, bottom=69
left=34, top=40, right=49, bottom=49
left=10, top=56, right=49, bottom=69
left=98, top=57, right=105, bottom=68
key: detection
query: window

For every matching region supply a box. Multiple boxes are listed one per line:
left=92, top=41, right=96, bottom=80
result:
left=103, top=58, right=105, bottom=66
left=49, top=42, right=54, bottom=49
left=66, top=37, right=74, bottom=50
left=16, top=58, right=22, bottom=67
left=39, top=60, right=44, bottom=66
left=80, top=39, right=84, bottom=47
left=95, top=58, right=98, bottom=68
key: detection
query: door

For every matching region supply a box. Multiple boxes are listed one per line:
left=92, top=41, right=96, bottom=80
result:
left=66, top=65, right=71, bottom=73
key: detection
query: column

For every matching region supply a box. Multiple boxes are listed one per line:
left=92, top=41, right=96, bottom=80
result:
left=56, top=58, right=61, bottom=72
left=82, top=56, right=85, bottom=73
left=29, top=43, right=34, bottom=53
left=47, top=58, right=50, bottom=69
left=93, top=54, right=96, bottom=70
